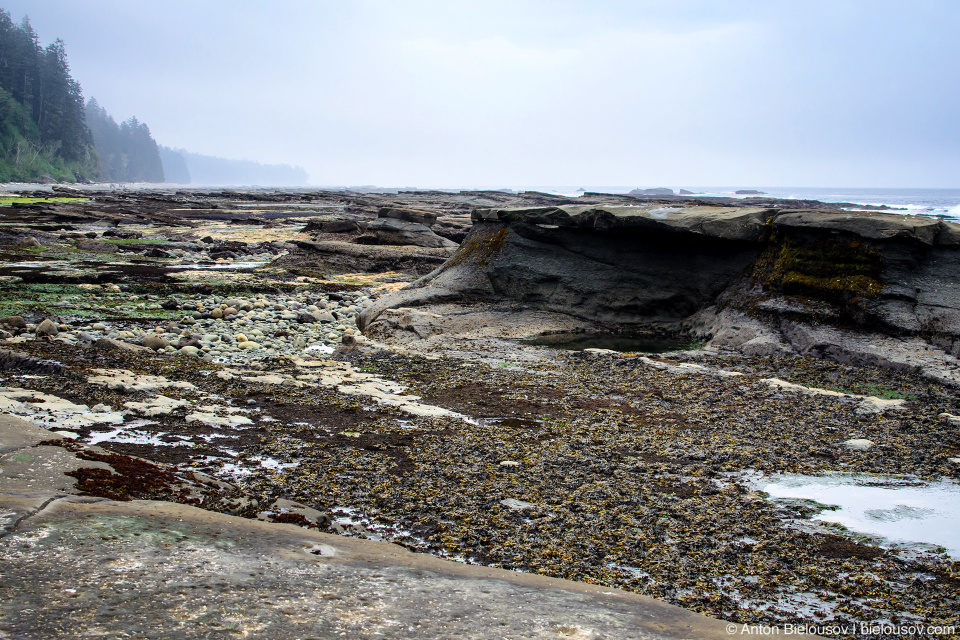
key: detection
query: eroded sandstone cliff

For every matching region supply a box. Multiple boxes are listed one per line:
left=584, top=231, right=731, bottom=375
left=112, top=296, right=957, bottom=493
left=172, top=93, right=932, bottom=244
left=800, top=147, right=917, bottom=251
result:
left=360, top=204, right=960, bottom=383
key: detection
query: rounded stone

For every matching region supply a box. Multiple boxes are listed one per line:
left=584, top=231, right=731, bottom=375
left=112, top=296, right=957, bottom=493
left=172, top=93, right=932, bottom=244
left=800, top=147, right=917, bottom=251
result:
left=142, top=334, right=169, bottom=351
left=237, top=341, right=260, bottom=350
left=36, top=319, right=59, bottom=337
left=0, top=315, right=26, bottom=329
left=843, top=438, right=875, bottom=451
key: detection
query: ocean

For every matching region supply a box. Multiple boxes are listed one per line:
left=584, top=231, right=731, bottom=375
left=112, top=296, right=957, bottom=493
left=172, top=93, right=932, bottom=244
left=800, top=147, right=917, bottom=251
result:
left=517, top=186, right=960, bottom=221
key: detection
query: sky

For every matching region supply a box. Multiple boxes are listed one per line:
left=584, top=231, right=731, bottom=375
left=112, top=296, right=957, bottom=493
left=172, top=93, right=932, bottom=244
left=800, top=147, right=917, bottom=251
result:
left=5, top=0, right=959, bottom=188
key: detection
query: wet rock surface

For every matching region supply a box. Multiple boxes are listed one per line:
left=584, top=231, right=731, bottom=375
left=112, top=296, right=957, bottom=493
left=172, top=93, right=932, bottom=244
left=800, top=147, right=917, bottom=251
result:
left=1, top=187, right=959, bottom=638
left=0, top=493, right=735, bottom=639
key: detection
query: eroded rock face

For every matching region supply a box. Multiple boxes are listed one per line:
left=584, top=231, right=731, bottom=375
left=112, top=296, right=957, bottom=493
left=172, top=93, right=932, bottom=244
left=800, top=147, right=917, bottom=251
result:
left=301, top=215, right=363, bottom=234
left=353, top=207, right=457, bottom=248
left=361, top=204, right=960, bottom=383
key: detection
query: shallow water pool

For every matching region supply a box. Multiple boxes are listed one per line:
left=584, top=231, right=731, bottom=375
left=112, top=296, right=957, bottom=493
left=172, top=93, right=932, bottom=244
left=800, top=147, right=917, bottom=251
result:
left=749, top=472, right=960, bottom=557
left=524, top=332, right=696, bottom=353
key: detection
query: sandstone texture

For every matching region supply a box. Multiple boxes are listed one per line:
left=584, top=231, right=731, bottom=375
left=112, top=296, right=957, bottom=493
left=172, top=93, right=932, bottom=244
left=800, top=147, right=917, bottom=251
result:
left=363, top=204, right=960, bottom=384
left=2, top=186, right=958, bottom=634
left=354, top=207, right=458, bottom=248
left=0, top=412, right=737, bottom=639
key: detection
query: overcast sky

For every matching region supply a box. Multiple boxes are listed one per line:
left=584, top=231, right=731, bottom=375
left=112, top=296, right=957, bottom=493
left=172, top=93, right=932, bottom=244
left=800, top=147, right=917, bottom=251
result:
left=6, top=0, right=959, bottom=187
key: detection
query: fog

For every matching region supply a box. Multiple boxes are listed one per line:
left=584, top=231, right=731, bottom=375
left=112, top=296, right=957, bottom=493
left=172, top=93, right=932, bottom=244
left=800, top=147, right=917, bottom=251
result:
left=8, top=0, right=959, bottom=187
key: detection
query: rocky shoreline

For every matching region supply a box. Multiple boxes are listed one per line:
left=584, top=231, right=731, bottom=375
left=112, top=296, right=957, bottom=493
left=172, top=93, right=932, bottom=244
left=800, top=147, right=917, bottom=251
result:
left=1, top=187, right=958, bottom=638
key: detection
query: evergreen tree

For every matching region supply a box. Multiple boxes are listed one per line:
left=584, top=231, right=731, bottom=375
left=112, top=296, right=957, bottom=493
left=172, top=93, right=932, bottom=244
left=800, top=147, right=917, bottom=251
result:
left=85, top=100, right=164, bottom=182
left=0, top=9, right=97, bottom=181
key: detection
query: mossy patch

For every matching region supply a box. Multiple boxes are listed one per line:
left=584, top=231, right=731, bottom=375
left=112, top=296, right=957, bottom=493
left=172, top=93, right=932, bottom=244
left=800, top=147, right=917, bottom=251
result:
left=443, top=225, right=508, bottom=271
left=0, top=282, right=86, bottom=316
left=759, top=236, right=883, bottom=302
left=0, top=197, right=89, bottom=206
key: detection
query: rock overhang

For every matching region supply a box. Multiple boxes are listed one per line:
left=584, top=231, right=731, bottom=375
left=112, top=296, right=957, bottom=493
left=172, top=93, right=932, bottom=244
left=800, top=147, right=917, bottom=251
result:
left=472, top=203, right=960, bottom=246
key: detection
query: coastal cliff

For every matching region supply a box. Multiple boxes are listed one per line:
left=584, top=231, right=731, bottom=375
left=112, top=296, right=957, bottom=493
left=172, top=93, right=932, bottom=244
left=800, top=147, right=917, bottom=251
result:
left=361, top=204, right=960, bottom=382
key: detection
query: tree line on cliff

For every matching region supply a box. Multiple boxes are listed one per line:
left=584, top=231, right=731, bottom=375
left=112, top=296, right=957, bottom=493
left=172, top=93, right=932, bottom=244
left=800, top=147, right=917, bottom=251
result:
left=0, top=9, right=166, bottom=183
left=0, top=9, right=307, bottom=185
left=0, top=10, right=98, bottom=182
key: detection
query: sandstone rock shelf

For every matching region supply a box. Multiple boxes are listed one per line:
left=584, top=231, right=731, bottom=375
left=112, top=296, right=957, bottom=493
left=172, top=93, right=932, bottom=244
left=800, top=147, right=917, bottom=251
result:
left=363, top=204, right=960, bottom=385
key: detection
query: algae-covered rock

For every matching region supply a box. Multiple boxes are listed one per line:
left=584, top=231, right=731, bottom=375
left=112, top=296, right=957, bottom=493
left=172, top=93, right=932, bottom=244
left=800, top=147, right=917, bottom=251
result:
left=35, top=319, right=59, bottom=337
left=0, top=316, right=26, bottom=329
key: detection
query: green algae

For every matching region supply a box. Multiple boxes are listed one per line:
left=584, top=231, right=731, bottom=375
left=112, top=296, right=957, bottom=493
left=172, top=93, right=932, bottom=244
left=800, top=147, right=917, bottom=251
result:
left=767, top=237, right=883, bottom=300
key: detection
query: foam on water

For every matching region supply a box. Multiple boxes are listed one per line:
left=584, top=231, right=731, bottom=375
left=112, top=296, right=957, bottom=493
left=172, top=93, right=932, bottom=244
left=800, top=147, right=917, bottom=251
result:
left=750, top=472, right=960, bottom=557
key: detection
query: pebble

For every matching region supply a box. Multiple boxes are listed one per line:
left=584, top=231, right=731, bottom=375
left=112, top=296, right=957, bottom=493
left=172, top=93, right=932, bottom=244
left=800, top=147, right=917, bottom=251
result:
left=19, top=289, right=363, bottom=365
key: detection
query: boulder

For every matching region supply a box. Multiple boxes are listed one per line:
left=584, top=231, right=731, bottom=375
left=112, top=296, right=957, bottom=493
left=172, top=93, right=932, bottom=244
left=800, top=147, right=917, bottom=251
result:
left=301, top=216, right=363, bottom=234
left=178, top=336, right=203, bottom=350
left=35, top=319, right=59, bottom=337
left=142, top=334, right=169, bottom=351
left=102, top=229, right=143, bottom=240
left=843, top=438, right=875, bottom=451
left=354, top=217, right=456, bottom=248
left=94, top=338, right=152, bottom=353
left=17, top=236, right=41, bottom=247
left=0, top=316, right=26, bottom=329
left=75, top=238, right=119, bottom=253
left=377, top=207, right=438, bottom=225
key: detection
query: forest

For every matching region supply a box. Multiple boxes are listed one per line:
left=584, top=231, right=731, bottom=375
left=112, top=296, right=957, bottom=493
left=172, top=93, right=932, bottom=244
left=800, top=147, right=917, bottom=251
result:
left=0, top=10, right=98, bottom=182
left=0, top=9, right=307, bottom=185
left=0, top=9, right=165, bottom=183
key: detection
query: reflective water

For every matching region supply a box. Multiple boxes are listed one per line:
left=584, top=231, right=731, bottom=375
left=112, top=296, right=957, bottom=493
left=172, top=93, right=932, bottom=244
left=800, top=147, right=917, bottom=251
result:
left=524, top=332, right=695, bottom=353
left=749, top=472, right=960, bottom=556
